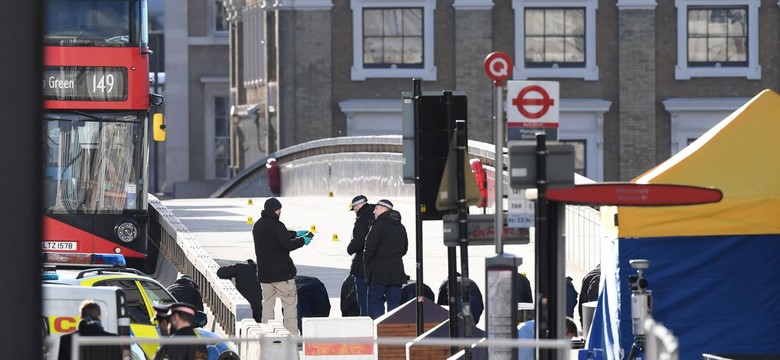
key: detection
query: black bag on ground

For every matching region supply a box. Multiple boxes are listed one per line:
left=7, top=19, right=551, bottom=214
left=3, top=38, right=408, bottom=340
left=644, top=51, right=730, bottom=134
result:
left=339, top=275, right=360, bottom=317
left=295, top=275, right=331, bottom=334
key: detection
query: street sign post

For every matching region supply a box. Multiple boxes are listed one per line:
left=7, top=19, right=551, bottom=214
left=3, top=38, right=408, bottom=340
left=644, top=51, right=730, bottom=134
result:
left=442, top=214, right=530, bottom=246
left=484, top=52, right=513, bottom=85
left=508, top=142, right=575, bottom=189
left=507, top=188, right=534, bottom=228
left=506, top=81, right=560, bottom=141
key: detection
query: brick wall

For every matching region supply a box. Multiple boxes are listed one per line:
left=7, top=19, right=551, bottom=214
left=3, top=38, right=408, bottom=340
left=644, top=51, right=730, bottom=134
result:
left=618, top=9, right=656, bottom=180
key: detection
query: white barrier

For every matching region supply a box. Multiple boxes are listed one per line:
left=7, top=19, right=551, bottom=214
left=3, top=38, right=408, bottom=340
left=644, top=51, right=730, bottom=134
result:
left=302, top=317, right=374, bottom=359
left=236, top=319, right=298, bottom=359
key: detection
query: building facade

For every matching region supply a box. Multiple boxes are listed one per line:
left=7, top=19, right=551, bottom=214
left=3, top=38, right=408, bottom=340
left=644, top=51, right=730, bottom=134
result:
left=158, top=0, right=231, bottom=197
left=224, top=0, right=780, bottom=182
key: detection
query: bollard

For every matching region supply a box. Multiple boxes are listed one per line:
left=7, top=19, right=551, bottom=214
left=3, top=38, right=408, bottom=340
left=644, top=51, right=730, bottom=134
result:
left=247, top=216, right=253, bottom=224
left=310, top=224, right=317, bottom=233
left=332, top=233, right=339, bottom=242
left=248, top=198, right=254, bottom=206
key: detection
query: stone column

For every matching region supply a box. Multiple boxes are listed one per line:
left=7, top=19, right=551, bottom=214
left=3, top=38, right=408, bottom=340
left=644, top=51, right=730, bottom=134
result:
left=617, top=0, right=657, bottom=180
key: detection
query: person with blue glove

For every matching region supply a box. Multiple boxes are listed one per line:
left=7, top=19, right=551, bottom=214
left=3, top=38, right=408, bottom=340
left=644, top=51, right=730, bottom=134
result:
left=295, top=230, right=314, bottom=245
left=252, top=197, right=309, bottom=335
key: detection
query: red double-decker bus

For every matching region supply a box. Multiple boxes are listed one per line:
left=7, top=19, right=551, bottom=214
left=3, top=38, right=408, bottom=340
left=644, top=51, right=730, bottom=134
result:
left=42, top=0, right=165, bottom=270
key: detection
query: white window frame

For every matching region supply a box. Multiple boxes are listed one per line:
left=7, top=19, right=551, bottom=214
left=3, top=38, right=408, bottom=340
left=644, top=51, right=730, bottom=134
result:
left=339, top=99, right=403, bottom=136
left=674, top=0, right=761, bottom=80
left=511, top=0, right=599, bottom=81
left=663, top=97, right=748, bottom=154
left=350, top=0, right=437, bottom=81
left=242, top=4, right=265, bottom=88
left=212, top=0, right=229, bottom=37
left=558, top=99, right=611, bottom=182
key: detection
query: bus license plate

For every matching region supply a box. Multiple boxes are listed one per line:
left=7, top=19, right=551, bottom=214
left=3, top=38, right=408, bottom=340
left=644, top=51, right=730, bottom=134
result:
left=43, top=241, right=77, bottom=251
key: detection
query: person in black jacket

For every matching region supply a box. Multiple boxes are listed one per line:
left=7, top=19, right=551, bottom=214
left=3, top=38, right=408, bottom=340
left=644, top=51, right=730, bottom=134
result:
left=167, top=274, right=203, bottom=311
left=217, top=259, right=263, bottom=322
left=253, top=197, right=312, bottom=335
left=364, top=199, right=408, bottom=319
left=346, top=194, right=373, bottom=316
left=58, top=300, right=122, bottom=360
left=578, top=264, right=600, bottom=326
left=153, top=303, right=208, bottom=360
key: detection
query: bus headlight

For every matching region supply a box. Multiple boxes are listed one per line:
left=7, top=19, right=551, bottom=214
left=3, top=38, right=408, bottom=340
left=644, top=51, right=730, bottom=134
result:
left=116, top=221, right=138, bottom=243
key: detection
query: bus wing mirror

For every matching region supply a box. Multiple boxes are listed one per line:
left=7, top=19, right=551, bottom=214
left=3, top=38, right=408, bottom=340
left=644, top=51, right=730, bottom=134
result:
left=153, top=113, right=166, bottom=142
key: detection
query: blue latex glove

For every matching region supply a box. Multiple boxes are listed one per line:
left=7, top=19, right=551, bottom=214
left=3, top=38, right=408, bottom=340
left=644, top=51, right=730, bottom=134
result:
left=303, top=236, right=313, bottom=245
left=296, top=230, right=309, bottom=237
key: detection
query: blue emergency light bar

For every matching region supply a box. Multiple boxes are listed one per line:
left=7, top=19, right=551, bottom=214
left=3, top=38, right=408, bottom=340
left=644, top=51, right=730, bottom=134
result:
left=42, top=253, right=127, bottom=267
left=91, top=254, right=127, bottom=266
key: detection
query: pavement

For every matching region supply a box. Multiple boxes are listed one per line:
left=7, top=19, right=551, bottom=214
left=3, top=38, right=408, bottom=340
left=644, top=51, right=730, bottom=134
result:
left=161, top=195, right=591, bottom=331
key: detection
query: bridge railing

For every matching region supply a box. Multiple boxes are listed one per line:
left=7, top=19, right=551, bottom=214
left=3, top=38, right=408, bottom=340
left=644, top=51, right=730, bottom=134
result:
left=148, top=194, right=251, bottom=335
left=150, top=135, right=601, bottom=335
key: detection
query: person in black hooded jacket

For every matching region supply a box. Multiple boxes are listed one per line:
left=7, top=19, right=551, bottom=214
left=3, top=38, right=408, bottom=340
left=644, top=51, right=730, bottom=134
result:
left=217, top=259, right=263, bottom=322
left=252, top=197, right=311, bottom=335
left=363, top=199, right=408, bottom=319
left=346, top=194, right=373, bottom=316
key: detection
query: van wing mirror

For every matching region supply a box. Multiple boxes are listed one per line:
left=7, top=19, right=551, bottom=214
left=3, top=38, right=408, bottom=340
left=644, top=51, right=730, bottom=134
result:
left=153, top=113, right=166, bottom=142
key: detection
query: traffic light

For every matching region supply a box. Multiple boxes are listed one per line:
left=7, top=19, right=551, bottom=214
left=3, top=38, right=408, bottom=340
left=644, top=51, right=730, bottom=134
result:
left=402, top=91, right=467, bottom=221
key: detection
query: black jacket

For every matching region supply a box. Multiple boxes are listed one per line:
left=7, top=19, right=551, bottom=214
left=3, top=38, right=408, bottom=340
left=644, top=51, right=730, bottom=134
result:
left=217, top=260, right=263, bottom=306
left=253, top=209, right=305, bottom=283
left=153, top=325, right=208, bottom=360
left=363, top=209, right=408, bottom=285
left=347, top=204, right=374, bottom=278
left=58, top=318, right=122, bottom=360
left=167, top=279, right=204, bottom=311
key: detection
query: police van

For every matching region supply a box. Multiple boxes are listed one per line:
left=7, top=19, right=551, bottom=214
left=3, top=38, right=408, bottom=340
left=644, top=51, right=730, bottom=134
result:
left=44, top=255, right=240, bottom=360
left=41, top=283, right=141, bottom=359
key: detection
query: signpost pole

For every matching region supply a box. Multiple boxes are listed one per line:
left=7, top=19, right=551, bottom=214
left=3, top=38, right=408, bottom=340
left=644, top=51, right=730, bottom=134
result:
left=412, top=78, right=425, bottom=336
left=484, top=51, right=514, bottom=360
left=444, top=92, right=460, bottom=349
left=455, top=119, right=474, bottom=358
left=495, top=83, right=505, bottom=254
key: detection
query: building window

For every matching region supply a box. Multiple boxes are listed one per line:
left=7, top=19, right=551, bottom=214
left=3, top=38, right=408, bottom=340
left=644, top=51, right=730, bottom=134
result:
left=512, top=0, right=599, bottom=80
left=214, top=96, right=230, bottom=179
left=215, top=1, right=229, bottom=32
left=525, top=8, right=585, bottom=68
left=674, top=0, right=760, bottom=79
left=363, top=8, right=423, bottom=68
left=662, top=97, right=748, bottom=154
left=242, top=4, right=264, bottom=87
left=687, top=7, right=747, bottom=66
left=351, top=0, right=437, bottom=81
left=560, top=139, right=586, bottom=176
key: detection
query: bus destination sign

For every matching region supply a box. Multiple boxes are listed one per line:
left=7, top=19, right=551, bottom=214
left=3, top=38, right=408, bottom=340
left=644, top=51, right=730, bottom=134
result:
left=43, top=66, right=128, bottom=101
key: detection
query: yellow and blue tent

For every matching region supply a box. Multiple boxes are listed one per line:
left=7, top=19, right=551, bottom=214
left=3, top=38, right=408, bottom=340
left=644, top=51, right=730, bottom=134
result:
left=589, top=89, right=780, bottom=359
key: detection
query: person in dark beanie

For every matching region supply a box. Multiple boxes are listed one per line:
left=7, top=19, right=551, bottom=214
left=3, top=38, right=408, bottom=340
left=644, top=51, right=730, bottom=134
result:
left=363, top=199, right=408, bottom=319
left=253, top=197, right=312, bottom=334
left=346, top=194, right=373, bottom=316
left=167, top=274, right=203, bottom=311
left=58, top=300, right=122, bottom=360
left=217, top=259, right=264, bottom=322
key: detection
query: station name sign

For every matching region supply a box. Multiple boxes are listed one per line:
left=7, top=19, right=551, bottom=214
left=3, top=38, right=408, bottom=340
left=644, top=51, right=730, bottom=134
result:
left=43, top=66, right=128, bottom=101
